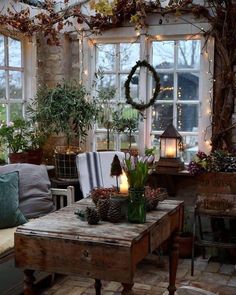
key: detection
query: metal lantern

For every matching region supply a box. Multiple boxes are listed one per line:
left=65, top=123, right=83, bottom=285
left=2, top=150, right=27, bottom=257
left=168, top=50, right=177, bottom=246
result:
left=156, top=124, right=185, bottom=172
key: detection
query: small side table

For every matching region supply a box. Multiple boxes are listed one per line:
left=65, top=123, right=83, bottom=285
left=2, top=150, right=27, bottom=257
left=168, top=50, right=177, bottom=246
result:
left=50, top=178, right=83, bottom=202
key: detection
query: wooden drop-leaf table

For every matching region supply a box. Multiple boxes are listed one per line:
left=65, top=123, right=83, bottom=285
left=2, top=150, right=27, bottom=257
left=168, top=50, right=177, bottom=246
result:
left=15, top=198, right=184, bottom=295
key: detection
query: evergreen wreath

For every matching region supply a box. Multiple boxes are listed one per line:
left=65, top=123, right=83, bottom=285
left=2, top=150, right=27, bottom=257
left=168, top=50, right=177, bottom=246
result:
left=125, top=60, right=160, bottom=111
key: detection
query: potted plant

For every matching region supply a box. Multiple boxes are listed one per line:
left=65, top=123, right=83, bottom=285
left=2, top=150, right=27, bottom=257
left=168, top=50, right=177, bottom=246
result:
left=179, top=207, right=195, bottom=258
left=113, top=106, right=138, bottom=154
left=96, top=85, right=116, bottom=151
left=0, top=118, right=45, bottom=164
left=28, top=81, right=99, bottom=179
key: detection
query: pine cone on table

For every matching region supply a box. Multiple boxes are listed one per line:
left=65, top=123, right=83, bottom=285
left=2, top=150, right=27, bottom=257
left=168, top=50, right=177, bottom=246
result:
left=86, top=207, right=100, bottom=225
left=107, top=200, right=122, bottom=223
left=97, top=198, right=111, bottom=221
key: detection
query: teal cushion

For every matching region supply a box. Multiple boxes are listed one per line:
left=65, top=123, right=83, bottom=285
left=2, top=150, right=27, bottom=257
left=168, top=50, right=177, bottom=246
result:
left=0, top=172, right=27, bottom=229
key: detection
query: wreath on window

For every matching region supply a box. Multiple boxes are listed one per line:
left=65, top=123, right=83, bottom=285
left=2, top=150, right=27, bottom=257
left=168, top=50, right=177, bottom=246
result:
left=125, top=60, right=160, bottom=111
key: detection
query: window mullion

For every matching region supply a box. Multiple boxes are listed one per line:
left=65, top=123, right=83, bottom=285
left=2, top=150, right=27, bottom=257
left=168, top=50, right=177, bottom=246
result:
left=173, top=40, right=178, bottom=128
left=5, top=36, right=10, bottom=123
left=115, top=43, right=120, bottom=150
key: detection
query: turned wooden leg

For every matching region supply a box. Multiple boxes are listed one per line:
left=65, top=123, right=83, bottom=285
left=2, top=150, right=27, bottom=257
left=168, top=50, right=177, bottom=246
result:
left=121, top=282, right=134, bottom=295
left=168, top=231, right=179, bottom=295
left=94, top=278, right=102, bottom=295
left=23, top=269, right=35, bottom=295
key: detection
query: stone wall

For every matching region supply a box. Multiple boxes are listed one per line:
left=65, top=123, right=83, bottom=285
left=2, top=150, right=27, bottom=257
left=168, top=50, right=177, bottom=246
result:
left=36, top=32, right=81, bottom=164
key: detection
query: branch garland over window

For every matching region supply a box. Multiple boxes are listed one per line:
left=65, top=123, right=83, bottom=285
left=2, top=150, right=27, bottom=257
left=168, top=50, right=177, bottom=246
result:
left=125, top=60, right=160, bottom=111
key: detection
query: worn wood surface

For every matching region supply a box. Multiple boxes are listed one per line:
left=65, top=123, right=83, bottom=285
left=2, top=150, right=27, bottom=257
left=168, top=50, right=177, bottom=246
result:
left=15, top=198, right=183, bottom=292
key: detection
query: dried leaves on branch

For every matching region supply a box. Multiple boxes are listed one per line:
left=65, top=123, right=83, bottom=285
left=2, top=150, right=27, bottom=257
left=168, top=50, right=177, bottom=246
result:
left=1, top=0, right=236, bottom=151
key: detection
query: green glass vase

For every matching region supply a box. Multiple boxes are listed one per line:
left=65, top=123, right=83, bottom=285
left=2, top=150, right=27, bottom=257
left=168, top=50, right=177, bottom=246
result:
left=128, top=188, right=146, bottom=223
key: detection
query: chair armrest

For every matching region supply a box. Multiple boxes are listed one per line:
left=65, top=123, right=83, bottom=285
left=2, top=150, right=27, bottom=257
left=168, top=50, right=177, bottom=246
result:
left=51, top=186, right=75, bottom=209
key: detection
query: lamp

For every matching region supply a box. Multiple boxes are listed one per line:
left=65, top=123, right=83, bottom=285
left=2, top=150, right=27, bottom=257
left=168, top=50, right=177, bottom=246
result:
left=156, top=124, right=185, bottom=172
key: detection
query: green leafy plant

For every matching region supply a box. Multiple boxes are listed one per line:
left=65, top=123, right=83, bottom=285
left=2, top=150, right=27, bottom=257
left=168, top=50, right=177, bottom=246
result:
left=96, top=85, right=116, bottom=150
left=28, top=81, right=99, bottom=147
left=124, top=156, right=149, bottom=189
left=113, top=106, right=138, bottom=149
left=0, top=118, right=45, bottom=153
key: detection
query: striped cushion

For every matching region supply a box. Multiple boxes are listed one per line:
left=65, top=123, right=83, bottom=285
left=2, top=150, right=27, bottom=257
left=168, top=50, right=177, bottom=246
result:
left=76, top=151, right=124, bottom=198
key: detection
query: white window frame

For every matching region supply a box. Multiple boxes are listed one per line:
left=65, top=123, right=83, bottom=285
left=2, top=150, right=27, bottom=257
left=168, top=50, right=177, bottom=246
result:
left=0, top=32, right=36, bottom=124
left=84, top=22, right=214, bottom=156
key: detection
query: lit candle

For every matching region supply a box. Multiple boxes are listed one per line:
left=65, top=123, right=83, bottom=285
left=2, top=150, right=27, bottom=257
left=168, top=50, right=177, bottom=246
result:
left=119, top=172, right=129, bottom=194
left=166, top=146, right=175, bottom=158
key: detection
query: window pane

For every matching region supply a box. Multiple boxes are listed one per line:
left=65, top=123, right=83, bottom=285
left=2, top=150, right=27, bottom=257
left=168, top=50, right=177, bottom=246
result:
left=97, top=44, right=116, bottom=72
left=97, top=74, right=116, bottom=91
left=96, top=133, right=115, bottom=151
left=120, top=43, right=140, bottom=71
left=152, top=103, right=173, bottom=131
left=156, top=73, right=174, bottom=100
left=120, top=133, right=139, bottom=150
left=0, top=70, right=5, bottom=98
left=0, top=103, right=6, bottom=123
left=178, top=73, right=199, bottom=101
left=120, top=74, right=139, bottom=100
left=9, top=71, right=22, bottom=99
left=178, top=40, right=200, bottom=69
left=0, top=36, right=4, bottom=66
left=153, top=41, right=174, bottom=69
left=10, top=103, right=23, bottom=120
left=182, top=135, right=198, bottom=163
left=177, top=104, right=198, bottom=132
left=9, top=37, right=21, bottom=67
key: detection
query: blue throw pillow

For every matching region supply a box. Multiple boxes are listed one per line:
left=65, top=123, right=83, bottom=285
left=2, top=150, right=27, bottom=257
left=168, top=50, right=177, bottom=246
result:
left=0, top=172, right=27, bottom=229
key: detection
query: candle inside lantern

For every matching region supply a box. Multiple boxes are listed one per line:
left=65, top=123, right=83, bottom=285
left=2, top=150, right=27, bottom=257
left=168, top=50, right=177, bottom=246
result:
left=119, top=171, right=129, bottom=194
left=166, top=146, right=175, bottom=158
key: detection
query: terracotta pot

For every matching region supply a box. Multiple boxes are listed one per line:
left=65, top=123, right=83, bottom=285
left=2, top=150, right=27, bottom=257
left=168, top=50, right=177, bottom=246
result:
left=179, top=233, right=194, bottom=258
left=9, top=149, right=43, bottom=165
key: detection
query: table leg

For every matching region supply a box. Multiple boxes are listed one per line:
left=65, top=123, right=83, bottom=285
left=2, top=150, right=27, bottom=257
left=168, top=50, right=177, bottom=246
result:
left=168, top=231, right=179, bottom=295
left=121, top=282, right=134, bottom=294
left=23, top=269, right=35, bottom=295
left=94, top=278, right=102, bottom=295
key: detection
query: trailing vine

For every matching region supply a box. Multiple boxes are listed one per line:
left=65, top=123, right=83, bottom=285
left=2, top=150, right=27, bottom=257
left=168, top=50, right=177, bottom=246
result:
left=125, top=60, right=160, bottom=111
left=0, top=0, right=235, bottom=151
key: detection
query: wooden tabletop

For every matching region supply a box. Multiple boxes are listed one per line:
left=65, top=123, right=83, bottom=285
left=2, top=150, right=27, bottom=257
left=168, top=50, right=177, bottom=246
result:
left=16, top=198, right=183, bottom=247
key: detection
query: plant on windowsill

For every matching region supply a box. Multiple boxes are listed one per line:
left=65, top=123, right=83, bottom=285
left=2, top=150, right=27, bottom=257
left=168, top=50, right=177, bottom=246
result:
left=28, top=81, right=99, bottom=179
left=0, top=118, right=46, bottom=164
left=113, top=106, right=139, bottom=155
left=96, top=85, right=116, bottom=151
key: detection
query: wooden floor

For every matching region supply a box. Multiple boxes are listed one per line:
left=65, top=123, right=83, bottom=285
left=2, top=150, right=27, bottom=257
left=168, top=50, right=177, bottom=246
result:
left=38, top=255, right=236, bottom=295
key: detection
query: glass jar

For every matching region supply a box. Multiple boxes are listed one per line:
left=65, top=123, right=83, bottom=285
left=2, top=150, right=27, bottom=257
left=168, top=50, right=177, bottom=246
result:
left=128, top=188, right=146, bottom=223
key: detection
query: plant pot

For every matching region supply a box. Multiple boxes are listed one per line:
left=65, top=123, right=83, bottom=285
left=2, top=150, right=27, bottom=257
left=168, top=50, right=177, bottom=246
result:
left=178, top=233, right=194, bottom=258
left=9, top=149, right=43, bottom=165
left=54, top=146, right=80, bottom=180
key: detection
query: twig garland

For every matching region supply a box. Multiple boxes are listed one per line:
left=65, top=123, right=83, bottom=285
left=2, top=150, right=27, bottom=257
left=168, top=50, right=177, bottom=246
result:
left=125, top=60, right=160, bottom=111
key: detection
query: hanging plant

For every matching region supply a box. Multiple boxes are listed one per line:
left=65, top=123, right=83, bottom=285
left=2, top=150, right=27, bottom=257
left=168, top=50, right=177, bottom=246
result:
left=124, top=60, right=160, bottom=111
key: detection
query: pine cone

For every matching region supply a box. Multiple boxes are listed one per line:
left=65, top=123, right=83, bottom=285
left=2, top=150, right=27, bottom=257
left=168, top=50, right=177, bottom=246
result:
left=97, top=198, right=110, bottom=221
left=107, top=200, right=122, bottom=223
left=86, top=207, right=100, bottom=225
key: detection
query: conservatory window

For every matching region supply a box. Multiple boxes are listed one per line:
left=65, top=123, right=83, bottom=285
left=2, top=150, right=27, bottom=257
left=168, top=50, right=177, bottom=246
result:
left=0, top=33, right=36, bottom=159
left=95, top=42, right=140, bottom=151
left=0, top=34, right=24, bottom=122
left=150, top=39, right=201, bottom=162
left=92, top=35, right=208, bottom=162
